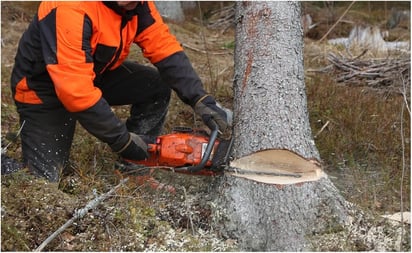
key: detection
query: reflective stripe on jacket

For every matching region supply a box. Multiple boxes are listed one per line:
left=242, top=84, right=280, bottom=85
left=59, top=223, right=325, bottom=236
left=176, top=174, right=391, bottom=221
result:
left=11, top=1, right=187, bottom=112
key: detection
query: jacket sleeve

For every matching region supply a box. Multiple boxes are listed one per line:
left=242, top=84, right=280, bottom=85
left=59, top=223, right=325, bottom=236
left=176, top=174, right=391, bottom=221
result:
left=155, top=51, right=206, bottom=106
left=73, top=97, right=130, bottom=152
left=134, top=1, right=207, bottom=106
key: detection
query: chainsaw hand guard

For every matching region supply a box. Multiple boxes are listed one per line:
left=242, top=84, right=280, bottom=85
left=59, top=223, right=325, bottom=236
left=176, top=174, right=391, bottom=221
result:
left=185, top=120, right=218, bottom=173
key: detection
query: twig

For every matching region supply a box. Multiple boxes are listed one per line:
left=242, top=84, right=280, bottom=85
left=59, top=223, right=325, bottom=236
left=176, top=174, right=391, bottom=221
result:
left=182, top=186, right=195, bottom=235
left=314, top=120, right=330, bottom=139
left=319, top=1, right=356, bottom=42
left=399, top=76, right=409, bottom=251
left=351, top=49, right=368, bottom=61
left=2, top=120, right=25, bottom=154
left=400, top=74, right=411, bottom=116
left=197, top=1, right=214, bottom=91
left=104, top=223, right=113, bottom=251
left=182, top=43, right=230, bottom=55
left=34, top=178, right=129, bottom=252
left=306, top=65, right=334, bottom=73
left=399, top=104, right=405, bottom=251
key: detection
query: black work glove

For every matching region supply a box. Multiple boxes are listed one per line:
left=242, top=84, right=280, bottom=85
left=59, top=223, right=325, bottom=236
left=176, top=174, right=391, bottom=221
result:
left=115, top=132, right=149, bottom=161
left=193, top=95, right=232, bottom=134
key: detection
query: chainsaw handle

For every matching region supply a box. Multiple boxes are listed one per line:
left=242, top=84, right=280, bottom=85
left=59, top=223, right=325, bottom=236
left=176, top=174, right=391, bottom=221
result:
left=186, top=119, right=218, bottom=173
left=147, top=144, right=156, bottom=152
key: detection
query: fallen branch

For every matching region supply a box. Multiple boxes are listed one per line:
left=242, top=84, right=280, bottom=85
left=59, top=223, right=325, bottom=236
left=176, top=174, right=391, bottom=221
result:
left=34, top=177, right=129, bottom=252
left=327, top=52, right=411, bottom=96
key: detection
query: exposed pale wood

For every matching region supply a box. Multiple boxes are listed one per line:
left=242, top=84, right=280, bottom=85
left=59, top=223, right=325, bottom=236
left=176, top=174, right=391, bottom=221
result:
left=229, top=149, right=326, bottom=184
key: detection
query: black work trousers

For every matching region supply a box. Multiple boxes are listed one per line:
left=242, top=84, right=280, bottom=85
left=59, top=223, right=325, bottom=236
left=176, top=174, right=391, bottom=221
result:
left=16, top=61, right=171, bottom=182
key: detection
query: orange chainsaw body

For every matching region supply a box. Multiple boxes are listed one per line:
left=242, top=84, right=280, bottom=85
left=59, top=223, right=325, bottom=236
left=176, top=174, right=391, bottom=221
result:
left=132, top=129, right=220, bottom=172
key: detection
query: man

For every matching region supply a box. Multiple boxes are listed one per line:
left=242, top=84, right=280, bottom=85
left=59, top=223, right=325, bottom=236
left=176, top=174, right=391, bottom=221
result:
left=10, top=1, right=231, bottom=182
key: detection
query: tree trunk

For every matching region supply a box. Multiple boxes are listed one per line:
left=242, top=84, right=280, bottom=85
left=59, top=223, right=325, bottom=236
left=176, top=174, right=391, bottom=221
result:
left=212, top=2, right=350, bottom=251
left=211, top=2, right=409, bottom=251
left=155, top=1, right=185, bottom=23
left=232, top=2, right=318, bottom=160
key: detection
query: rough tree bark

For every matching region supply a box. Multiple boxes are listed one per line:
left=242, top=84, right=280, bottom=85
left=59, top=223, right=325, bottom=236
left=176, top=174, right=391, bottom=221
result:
left=211, top=2, right=393, bottom=251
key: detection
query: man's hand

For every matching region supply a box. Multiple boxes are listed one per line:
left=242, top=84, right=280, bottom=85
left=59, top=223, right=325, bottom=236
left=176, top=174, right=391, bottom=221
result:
left=193, top=95, right=232, bottom=134
left=116, top=132, right=149, bottom=161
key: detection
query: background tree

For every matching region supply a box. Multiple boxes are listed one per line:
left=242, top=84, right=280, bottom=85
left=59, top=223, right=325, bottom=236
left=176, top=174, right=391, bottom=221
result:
left=155, top=1, right=184, bottom=23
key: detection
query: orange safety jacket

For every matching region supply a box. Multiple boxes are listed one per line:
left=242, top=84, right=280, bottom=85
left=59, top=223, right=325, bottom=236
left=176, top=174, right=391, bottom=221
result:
left=10, top=1, right=206, bottom=152
left=11, top=1, right=205, bottom=112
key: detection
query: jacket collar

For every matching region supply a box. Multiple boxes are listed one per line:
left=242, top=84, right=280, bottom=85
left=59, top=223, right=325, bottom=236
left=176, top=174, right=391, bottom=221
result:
left=102, top=1, right=139, bottom=22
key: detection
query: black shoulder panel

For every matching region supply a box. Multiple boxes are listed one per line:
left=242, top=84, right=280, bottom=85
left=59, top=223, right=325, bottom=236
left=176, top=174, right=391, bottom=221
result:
left=39, top=9, right=57, bottom=64
left=82, top=14, right=94, bottom=63
left=135, top=2, right=155, bottom=35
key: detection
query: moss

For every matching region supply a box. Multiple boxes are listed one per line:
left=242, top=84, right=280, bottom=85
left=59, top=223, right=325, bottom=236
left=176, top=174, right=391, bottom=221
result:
left=0, top=222, right=31, bottom=251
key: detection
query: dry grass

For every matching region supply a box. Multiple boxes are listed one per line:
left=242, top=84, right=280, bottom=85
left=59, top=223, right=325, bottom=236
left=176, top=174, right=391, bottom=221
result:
left=304, top=41, right=410, bottom=213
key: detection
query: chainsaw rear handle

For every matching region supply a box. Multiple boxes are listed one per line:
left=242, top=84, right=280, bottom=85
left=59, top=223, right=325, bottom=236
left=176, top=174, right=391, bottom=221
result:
left=186, top=119, right=219, bottom=173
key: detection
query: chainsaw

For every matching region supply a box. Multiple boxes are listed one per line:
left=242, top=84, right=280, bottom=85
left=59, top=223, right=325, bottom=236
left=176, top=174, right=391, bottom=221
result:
left=118, top=120, right=233, bottom=176
left=117, top=119, right=305, bottom=179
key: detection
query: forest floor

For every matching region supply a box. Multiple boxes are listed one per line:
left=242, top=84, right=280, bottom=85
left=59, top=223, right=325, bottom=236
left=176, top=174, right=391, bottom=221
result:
left=1, top=2, right=410, bottom=251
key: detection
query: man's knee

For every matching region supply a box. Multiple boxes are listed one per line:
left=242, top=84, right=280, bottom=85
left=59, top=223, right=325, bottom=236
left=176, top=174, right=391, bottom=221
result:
left=18, top=110, right=75, bottom=182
